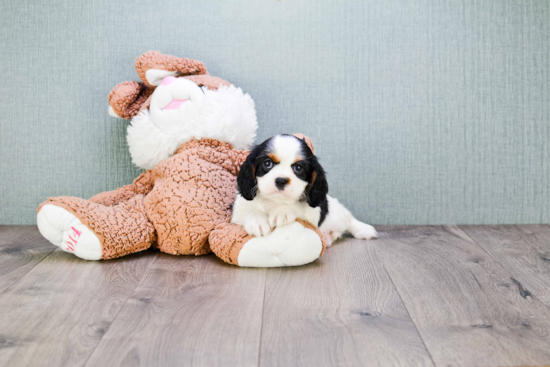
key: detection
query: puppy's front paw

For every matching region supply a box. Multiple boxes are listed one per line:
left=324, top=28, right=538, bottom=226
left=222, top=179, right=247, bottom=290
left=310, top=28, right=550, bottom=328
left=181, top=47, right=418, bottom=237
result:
left=244, top=216, right=272, bottom=237
left=268, top=208, right=296, bottom=229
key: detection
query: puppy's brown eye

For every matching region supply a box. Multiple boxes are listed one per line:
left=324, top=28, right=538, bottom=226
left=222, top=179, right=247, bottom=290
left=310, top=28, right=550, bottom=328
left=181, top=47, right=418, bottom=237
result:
left=263, top=160, right=273, bottom=169
left=293, top=165, right=303, bottom=174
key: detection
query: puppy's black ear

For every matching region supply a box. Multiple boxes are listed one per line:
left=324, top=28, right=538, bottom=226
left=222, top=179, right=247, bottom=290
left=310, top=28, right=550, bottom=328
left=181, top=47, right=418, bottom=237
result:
left=306, top=156, right=328, bottom=207
left=237, top=152, right=258, bottom=201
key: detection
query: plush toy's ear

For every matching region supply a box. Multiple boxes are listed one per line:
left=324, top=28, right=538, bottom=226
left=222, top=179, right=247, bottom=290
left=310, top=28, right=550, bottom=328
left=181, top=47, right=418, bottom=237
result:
left=108, top=81, right=154, bottom=120
left=306, top=156, right=328, bottom=208
left=237, top=151, right=258, bottom=201
left=135, top=51, right=208, bottom=87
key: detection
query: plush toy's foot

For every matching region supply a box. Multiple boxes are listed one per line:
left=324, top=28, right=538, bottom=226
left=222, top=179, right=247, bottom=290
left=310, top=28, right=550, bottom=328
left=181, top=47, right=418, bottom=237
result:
left=210, top=219, right=327, bottom=267
left=37, top=195, right=155, bottom=260
left=37, top=204, right=102, bottom=260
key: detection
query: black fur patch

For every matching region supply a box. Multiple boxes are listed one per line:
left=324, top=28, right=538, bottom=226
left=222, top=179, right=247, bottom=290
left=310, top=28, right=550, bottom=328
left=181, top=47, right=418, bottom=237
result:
left=291, top=135, right=329, bottom=209
left=237, top=138, right=274, bottom=200
left=318, top=199, right=329, bottom=226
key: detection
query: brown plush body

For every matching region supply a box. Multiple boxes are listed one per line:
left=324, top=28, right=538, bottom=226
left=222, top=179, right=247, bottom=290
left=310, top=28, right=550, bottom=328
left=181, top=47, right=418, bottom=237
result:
left=39, top=138, right=253, bottom=259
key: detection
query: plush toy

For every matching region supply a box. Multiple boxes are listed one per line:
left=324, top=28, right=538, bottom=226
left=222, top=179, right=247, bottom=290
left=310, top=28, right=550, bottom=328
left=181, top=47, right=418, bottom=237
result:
left=36, top=51, right=326, bottom=267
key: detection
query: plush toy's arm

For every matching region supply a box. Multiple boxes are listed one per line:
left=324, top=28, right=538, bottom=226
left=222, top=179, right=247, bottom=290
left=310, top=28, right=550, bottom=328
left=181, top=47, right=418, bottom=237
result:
left=89, top=170, right=155, bottom=206
left=210, top=219, right=327, bottom=267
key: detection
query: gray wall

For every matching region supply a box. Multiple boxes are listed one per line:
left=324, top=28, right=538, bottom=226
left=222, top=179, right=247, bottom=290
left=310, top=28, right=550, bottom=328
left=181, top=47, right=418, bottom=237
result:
left=1, top=0, right=548, bottom=225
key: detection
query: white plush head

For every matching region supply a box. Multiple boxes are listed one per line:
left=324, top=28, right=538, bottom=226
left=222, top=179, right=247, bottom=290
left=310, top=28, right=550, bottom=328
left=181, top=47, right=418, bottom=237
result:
left=126, top=76, right=257, bottom=169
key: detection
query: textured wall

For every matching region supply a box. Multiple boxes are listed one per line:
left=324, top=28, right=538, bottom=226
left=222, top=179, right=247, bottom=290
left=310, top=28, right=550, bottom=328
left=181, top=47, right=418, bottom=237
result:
left=1, top=0, right=548, bottom=225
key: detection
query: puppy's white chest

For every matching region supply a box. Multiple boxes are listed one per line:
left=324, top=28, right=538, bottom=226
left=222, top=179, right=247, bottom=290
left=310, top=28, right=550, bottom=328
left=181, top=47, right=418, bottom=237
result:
left=257, top=199, right=289, bottom=214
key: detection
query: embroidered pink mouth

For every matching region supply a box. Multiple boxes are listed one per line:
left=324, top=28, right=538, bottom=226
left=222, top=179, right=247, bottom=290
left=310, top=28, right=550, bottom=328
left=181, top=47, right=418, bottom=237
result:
left=163, top=99, right=188, bottom=110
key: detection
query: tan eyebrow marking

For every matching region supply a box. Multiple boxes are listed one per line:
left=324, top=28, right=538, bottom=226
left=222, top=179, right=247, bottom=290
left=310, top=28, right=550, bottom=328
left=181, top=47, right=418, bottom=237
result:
left=268, top=153, right=280, bottom=163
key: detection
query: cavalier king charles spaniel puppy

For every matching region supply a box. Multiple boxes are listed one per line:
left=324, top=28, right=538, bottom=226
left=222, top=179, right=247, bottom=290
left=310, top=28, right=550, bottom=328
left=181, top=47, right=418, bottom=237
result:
left=231, top=134, right=377, bottom=245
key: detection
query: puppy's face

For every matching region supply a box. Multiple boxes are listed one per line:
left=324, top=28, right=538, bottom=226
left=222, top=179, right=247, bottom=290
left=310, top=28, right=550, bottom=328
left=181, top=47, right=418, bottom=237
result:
left=238, top=135, right=328, bottom=207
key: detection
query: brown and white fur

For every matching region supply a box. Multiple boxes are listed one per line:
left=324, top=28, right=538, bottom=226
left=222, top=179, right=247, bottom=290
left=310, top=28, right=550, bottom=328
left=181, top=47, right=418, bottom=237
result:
left=231, top=134, right=377, bottom=245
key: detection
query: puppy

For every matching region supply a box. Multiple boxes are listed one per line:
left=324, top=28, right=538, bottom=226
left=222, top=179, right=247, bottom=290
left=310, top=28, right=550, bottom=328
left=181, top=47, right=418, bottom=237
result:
left=231, top=134, right=377, bottom=245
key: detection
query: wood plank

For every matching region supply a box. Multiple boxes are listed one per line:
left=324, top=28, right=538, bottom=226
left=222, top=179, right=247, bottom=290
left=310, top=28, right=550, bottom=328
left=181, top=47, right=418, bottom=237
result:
left=0, top=247, right=157, bottom=366
left=0, top=226, right=56, bottom=294
left=259, top=237, right=434, bottom=367
left=460, top=225, right=550, bottom=308
left=375, top=225, right=550, bottom=367
left=84, top=253, right=266, bottom=367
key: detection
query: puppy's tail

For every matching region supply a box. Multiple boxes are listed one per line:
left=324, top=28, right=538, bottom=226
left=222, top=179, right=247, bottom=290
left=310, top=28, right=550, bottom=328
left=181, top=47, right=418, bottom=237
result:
left=347, top=218, right=378, bottom=240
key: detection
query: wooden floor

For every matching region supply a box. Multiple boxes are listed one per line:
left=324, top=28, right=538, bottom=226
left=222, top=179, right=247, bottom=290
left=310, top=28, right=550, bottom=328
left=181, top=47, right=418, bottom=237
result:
left=0, top=225, right=549, bottom=367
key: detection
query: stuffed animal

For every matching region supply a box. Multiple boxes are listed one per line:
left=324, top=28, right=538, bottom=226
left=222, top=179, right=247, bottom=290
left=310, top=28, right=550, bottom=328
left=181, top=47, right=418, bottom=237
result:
left=36, top=51, right=326, bottom=267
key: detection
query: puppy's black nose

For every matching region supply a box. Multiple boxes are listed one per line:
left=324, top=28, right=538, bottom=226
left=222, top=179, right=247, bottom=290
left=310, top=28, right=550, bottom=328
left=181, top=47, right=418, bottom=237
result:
left=275, top=177, right=289, bottom=190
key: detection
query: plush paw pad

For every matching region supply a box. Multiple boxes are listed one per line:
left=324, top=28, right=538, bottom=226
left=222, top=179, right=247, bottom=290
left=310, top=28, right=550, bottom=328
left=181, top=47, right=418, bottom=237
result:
left=37, top=205, right=102, bottom=260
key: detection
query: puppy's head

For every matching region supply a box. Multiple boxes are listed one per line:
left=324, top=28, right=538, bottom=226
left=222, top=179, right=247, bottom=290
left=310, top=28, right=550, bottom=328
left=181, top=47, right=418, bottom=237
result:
left=238, top=134, right=328, bottom=207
